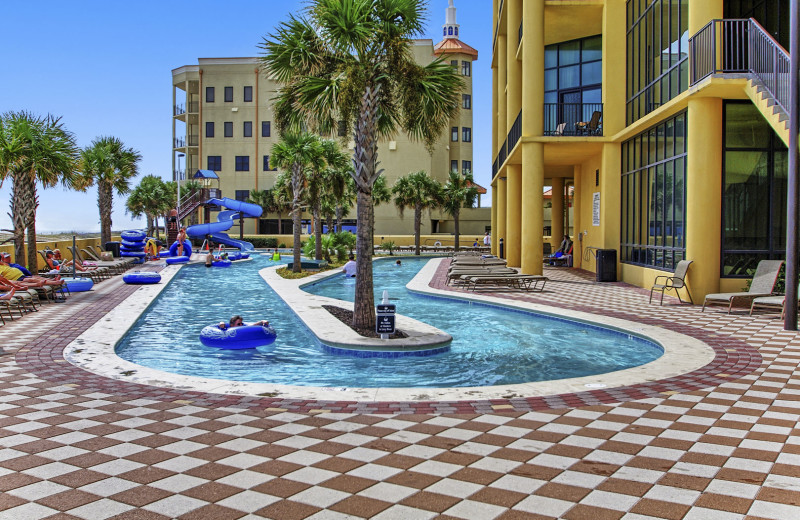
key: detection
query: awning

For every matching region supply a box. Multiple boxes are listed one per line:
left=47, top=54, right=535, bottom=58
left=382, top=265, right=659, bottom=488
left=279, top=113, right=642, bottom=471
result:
left=193, top=170, right=219, bottom=179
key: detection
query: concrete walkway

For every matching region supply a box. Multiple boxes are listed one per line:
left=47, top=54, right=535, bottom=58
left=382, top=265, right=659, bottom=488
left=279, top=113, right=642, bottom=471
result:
left=0, top=261, right=798, bottom=519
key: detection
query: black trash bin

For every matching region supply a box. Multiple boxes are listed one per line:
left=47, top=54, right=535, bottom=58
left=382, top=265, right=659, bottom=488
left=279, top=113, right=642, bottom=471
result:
left=596, top=249, right=617, bottom=282
left=105, top=241, right=121, bottom=258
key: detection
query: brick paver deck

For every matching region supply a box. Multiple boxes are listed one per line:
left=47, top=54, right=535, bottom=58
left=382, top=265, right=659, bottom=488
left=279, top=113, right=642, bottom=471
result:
left=0, top=260, right=799, bottom=519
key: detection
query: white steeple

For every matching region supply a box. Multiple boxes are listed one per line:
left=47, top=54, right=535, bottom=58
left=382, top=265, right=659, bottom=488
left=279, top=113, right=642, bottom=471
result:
left=442, top=0, right=460, bottom=40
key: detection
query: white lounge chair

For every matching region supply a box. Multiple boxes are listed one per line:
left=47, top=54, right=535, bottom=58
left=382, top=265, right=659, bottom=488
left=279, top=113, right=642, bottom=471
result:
left=702, top=260, right=783, bottom=313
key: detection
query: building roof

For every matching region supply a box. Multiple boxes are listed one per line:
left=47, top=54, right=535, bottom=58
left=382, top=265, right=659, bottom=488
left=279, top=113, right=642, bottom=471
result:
left=468, top=180, right=487, bottom=194
left=193, top=170, right=219, bottom=180
left=433, top=38, right=478, bottom=59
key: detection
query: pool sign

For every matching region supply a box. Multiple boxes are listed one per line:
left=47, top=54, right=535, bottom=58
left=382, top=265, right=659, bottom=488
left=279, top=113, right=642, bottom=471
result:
left=376, top=303, right=396, bottom=336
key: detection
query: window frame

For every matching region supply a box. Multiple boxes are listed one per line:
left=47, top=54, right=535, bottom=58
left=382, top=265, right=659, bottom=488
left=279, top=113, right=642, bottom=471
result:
left=243, top=86, right=253, bottom=102
left=462, top=94, right=471, bottom=110
left=243, top=121, right=252, bottom=138
left=205, top=122, right=214, bottom=138
left=207, top=155, right=221, bottom=171
left=451, top=127, right=459, bottom=142
left=224, top=86, right=233, bottom=103
left=462, top=61, right=471, bottom=76
left=262, top=121, right=271, bottom=137
left=224, top=122, right=233, bottom=138
left=235, top=155, right=250, bottom=172
left=462, top=127, right=472, bottom=142
left=205, top=87, right=215, bottom=103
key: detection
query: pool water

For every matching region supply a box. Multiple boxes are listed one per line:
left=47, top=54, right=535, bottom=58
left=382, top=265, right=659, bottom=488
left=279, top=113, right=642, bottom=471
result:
left=116, top=255, right=662, bottom=388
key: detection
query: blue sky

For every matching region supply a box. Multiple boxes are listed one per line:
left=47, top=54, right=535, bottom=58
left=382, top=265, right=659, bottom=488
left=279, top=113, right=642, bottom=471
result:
left=0, top=0, right=492, bottom=233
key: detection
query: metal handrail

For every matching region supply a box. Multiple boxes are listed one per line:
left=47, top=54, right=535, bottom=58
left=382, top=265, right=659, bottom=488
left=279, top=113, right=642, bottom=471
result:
left=543, top=103, right=604, bottom=136
left=507, top=111, right=522, bottom=152
left=689, top=18, right=790, bottom=113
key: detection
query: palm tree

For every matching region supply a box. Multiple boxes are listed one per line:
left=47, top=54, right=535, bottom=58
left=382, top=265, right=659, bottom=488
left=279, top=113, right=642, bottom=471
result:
left=270, top=180, right=293, bottom=235
left=440, top=170, right=478, bottom=251
left=392, top=171, right=441, bottom=255
left=260, top=0, right=462, bottom=328
left=0, top=111, right=80, bottom=270
left=78, top=137, right=141, bottom=246
left=270, top=132, right=324, bottom=272
left=308, top=139, right=350, bottom=260
left=126, top=175, right=173, bottom=238
left=246, top=189, right=274, bottom=235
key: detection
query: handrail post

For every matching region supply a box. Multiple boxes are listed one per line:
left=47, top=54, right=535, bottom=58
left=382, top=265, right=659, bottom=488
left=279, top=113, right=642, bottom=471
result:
left=784, top=0, right=799, bottom=330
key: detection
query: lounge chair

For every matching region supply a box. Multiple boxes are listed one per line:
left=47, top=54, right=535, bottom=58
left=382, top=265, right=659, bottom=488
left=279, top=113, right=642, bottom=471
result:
left=575, top=111, right=602, bottom=135
left=0, top=288, right=25, bottom=322
left=649, top=260, right=693, bottom=305
left=702, top=260, right=783, bottom=313
left=464, top=274, right=548, bottom=292
left=749, top=283, right=800, bottom=317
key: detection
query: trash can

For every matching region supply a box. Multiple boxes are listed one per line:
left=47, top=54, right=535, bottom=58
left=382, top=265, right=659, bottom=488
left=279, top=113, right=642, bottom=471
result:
left=105, top=241, right=121, bottom=258
left=596, top=249, right=617, bottom=282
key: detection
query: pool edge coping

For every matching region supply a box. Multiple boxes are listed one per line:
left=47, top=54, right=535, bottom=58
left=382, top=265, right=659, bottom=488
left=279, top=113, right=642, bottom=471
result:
left=63, top=257, right=718, bottom=403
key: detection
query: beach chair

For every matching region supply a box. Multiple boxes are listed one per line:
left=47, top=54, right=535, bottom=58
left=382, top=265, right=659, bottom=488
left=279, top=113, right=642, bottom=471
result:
left=750, top=283, right=800, bottom=317
left=0, top=288, right=25, bottom=322
left=649, top=260, right=693, bottom=305
left=702, top=260, right=783, bottom=313
left=575, top=111, right=602, bottom=135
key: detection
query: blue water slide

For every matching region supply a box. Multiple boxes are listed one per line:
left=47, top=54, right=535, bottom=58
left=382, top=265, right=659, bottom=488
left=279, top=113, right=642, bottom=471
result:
left=185, top=198, right=263, bottom=251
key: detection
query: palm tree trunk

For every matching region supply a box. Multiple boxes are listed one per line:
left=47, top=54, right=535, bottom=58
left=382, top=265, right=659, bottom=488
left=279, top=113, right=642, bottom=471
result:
left=336, top=205, right=343, bottom=233
left=98, top=183, right=113, bottom=246
left=20, top=179, right=39, bottom=272
left=354, top=189, right=375, bottom=328
left=453, top=207, right=460, bottom=252
left=291, top=164, right=303, bottom=273
left=351, top=84, right=381, bottom=330
left=314, top=202, right=322, bottom=260
left=414, top=205, right=422, bottom=255
left=327, top=214, right=333, bottom=235
left=10, top=178, right=27, bottom=265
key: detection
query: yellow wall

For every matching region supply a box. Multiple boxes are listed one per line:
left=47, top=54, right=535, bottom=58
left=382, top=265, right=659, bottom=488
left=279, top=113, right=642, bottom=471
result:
left=1, top=237, right=121, bottom=272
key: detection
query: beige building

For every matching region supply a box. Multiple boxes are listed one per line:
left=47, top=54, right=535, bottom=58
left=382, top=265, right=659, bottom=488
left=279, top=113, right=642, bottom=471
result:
left=171, top=1, right=488, bottom=239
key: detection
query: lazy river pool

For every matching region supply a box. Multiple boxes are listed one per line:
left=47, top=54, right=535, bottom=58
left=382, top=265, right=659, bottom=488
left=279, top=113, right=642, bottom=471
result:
left=115, top=255, right=663, bottom=388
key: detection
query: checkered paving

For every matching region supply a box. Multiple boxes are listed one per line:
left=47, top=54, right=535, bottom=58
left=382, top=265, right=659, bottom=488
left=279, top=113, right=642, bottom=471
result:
left=0, top=261, right=799, bottom=518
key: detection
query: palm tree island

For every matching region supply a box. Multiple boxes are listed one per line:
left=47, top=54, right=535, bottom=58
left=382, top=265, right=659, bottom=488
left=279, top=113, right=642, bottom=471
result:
left=260, top=0, right=462, bottom=329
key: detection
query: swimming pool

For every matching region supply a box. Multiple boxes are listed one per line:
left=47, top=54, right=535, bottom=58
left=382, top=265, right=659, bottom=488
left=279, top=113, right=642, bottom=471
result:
left=115, top=256, right=663, bottom=388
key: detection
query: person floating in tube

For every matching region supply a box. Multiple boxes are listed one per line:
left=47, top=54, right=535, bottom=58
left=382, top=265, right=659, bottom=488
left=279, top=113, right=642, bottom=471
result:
left=218, top=315, right=269, bottom=330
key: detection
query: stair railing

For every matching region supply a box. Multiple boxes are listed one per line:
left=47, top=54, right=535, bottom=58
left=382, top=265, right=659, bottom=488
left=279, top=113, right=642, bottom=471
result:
left=689, top=18, right=790, bottom=114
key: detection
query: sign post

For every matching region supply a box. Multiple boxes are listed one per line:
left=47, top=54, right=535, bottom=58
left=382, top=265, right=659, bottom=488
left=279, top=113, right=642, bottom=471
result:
left=376, top=290, right=395, bottom=339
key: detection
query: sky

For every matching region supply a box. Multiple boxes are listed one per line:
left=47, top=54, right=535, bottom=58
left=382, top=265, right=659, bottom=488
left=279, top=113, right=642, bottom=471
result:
left=0, top=0, right=493, bottom=233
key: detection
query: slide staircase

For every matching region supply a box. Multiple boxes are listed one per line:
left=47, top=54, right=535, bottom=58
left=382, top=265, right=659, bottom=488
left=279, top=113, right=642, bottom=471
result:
left=185, top=197, right=263, bottom=251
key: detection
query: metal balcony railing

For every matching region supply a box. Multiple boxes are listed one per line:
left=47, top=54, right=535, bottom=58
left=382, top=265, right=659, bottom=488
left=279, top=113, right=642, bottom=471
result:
left=173, top=104, right=185, bottom=116
left=507, top=110, right=522, bottom=151
left=174, top=137, right=185, bottom=148
left=173, top=169, right=185, bottom=181
left=543, top=103, right=603, bottom=136
left=689, top=18, right=790, bottom=114
left=188, top=101, right=199, bottom=113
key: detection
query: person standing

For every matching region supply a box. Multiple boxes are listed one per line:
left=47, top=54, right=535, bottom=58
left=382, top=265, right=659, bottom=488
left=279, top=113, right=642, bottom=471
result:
left=483, top=232, right=491, bottom=246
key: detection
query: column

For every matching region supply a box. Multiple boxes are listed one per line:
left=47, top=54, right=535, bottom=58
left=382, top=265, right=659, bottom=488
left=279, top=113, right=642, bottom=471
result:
left=551, top=177, right=564, bottom=248
left=491, top=183, right=498, bottom=255
left=600, top=143, right=621, bottom=250
left=497, top=177, right=507, bottom=258
left=521, top=143, right=544, bottom=274
left=507, top=0, right=522, bottom=136
left=521, top=0, right=544, bottom=137
left=497, top=35, right=507, bottom=151
left=686, top=98, right=722, bottom=302
left=506, top=165, right=522, bottom=267
left=573, top=165, right=582, bottom=269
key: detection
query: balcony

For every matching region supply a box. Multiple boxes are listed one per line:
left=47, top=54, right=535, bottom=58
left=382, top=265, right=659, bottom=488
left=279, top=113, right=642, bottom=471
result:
left=174, top=137, right=185, bottom=148
left=187, top=135, right=199, bottom=147
left=689, top=18, right=790, bottom=113
left=543, top=103, right=603, bottom=136
left=174, top=104, right=185, bottom=116
left=188, top=101, right=199, bottom=113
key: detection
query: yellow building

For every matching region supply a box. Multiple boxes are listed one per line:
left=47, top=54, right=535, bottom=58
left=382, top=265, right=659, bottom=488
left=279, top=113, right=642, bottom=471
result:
left=171, top=1, right=489, bottom=239
left=492, top=0, right=792, bottom=302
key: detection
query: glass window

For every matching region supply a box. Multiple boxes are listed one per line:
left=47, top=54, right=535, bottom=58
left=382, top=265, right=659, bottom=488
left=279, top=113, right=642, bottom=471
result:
left=243, top=121, right=252, bottom=138
left=462, top=94, right=471, bottom=110
left=581, top=61, right=602, bottom=86
left=224, top=122, right=232, bottom=138
left=451, top=127, right=458, bottom=142
left=235, top=190, right=250, bottom=202
left=205, top=122, right=214, bottom=138
left=462, top=61, right=471, bottom=76
left=582, top=36, right=602, bottom=61
left=224, top=86, right=233, bottom=102
left=558, top=65, right=580, bottom=89
left=206, top=87, right=214, bottom=103
left=450, top=160, right=458, bottom=173
left=235, top=156, right=249, bottom=171
left=621, top=111, right=687, bottom=270
left=721, top=101, right=788, bottom=276
left=207, top=156, right=221, bottom=171
left=558, top=40, right=581, bottom=65
left=451, top=59, right=458, bottom=69
left=262, top=121, right=271, bottom=137
left=462, top=160, right=471, bottom=174
left=243, top=86, right=253, bottom=102
left=264, top=155, right=276, bottom=171
left=544, top=35, right=602, bottom=135
left=462, top=127, right=472, bottom=142
left=545, top=47, right=558, bottom=68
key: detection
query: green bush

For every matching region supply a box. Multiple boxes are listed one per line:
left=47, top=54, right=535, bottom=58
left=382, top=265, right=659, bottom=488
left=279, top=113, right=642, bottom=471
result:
left=381, top=241, right=396, bottom=255
left=241, top=236, right=278, bottom=248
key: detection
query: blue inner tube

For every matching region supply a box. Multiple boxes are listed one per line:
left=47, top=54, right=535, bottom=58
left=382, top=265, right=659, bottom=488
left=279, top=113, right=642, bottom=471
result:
left=121, top=230, right=146, bottom=240
left=159, top=251, right=172, bottom=258
left=240, top=253, right=250, bottom=259
left=199, top=324, right=277, bottom=350
left=123, top=272, right=161, bottom=284
left=228, top=253, right=242, bottom=261
left=121, top=239, right=146, bottom=248
left=121, top=245, right=145, bottom=253
left=121, top=251, right=146, bottom=258
left=168, top=240, right=193, bottom=257
left=165, top=256, right=189, bottom=265
left=212, top=260, right=232, bottom=267
left=62, top=277, right=94, bottom=292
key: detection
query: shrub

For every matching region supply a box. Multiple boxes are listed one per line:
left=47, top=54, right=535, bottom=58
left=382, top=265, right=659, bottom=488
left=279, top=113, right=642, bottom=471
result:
left=241, top=236, right=278, bottom=248
left=381, top=241, right=396, bottom=255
